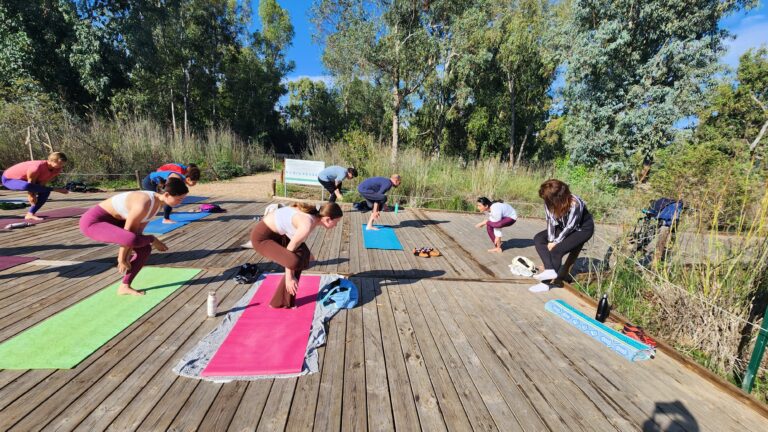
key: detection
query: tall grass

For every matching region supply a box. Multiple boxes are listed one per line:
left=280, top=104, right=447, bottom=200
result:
left=582, top=185, right=768, bottom=401
left=0, top=117, right=273, bottom=184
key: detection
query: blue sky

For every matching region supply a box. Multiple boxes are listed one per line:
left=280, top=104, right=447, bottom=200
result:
left=253, top=1, right=768, bottom=84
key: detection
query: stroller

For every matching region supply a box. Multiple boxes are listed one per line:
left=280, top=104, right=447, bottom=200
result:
left=604, top=198, right=685, bottom=269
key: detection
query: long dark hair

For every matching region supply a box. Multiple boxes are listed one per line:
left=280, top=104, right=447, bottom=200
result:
left=186, top=165, right=201, bottom=181
left=162, top=177, right=189, bottom=196
left=539, top=179, right=572, bottom=218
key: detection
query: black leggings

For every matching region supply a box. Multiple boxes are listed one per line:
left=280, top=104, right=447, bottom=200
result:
left=534, top=217, right=594, bottom=275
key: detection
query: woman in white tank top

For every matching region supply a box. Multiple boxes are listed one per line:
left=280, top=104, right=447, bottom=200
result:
left=79, top=178, right=189, bottom=296
left=250, top=202, right=344, bottom=308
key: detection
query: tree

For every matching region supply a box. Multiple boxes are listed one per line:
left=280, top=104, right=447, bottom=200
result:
left=312, top=0, right=441, bottom=163
left=562, top=0, right=756, bottom=178
left=285, top=78, right=344, bottom=139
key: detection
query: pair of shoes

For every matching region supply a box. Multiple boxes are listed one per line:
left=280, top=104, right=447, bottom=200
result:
left=621, top=324, right=658, bottom=348
left=528, top=283, right=551, bottom=293
left=412, top=247, right=441, bottom=258
left=234, top=263, right=259, bottom=284
left=534, top=269, right=558, bottom=281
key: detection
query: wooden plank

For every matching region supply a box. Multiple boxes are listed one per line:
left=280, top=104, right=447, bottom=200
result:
left=360, top=278, right=395, bottom=432
left=373, top=278, right=420, bottom=431
left=255, top=377, right=297, bottom=432
left=226, top=381, right=274, bottom=432
left=284, top=345, right=325, bottom=431
left=341, top=277, right=367, bottom=431
left=312, top=308, right=347, bottom=431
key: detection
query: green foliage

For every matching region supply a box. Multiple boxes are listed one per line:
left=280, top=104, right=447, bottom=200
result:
left=562, top=0, right=756, bottom=178
left=337, top=129, right=376, bottom=174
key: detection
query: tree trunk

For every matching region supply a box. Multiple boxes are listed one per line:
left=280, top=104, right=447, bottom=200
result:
left=507, top=75, right=516, bottom=167
left=515, top=124, right=532, bottom=167
left=183, top=65, right=190, bottom=139
left=391, top=83, right=401, bottom=165
left=170, top=89, right=177, bottom=139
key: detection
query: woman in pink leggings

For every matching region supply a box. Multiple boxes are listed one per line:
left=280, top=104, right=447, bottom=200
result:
left=475, top=197, right=518, bottom=253
left=79, top=177, right=188, bottom=295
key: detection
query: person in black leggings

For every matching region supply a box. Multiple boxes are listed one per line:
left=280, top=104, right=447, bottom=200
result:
left=529, top=179, right=594, bottom=293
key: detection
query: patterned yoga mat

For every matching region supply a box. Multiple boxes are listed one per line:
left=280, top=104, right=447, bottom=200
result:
left=545, top=299, right=654, bottom=362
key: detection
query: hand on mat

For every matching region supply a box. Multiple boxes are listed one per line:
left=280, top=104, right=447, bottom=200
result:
left=152, top=238, right=169, bottom=251
left=117, top=260, right=131, bottom=274
left=286, top=277, right=299, bottom=296
left=547, top=242, right=557, bottom=251
left=54, top=188, right=70, bottom=194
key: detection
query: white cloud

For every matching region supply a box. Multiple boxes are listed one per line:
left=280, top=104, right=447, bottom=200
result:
left=721, top=17, right=768, bottom=68
left=282, top=75, right=335, bottom=86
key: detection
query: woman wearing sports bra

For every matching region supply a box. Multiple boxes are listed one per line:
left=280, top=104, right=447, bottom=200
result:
left=79, top=177, right=189, bottom=296
left=250, top=202, right=343, bottom=308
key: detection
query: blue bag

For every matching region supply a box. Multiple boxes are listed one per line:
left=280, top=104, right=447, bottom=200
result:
left=650, top=198, right=684, bottom=227
left=318, top=279, right=359, bottom=310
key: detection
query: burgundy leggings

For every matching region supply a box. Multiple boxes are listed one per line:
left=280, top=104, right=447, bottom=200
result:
left=486, top=217, right=516, bottom=243
left=79, top=206, right=155, bottom=284
left=250, top=221, right=311, bottom=308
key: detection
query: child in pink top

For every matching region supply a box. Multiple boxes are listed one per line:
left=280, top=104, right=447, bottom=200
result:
left=1, top=152, right=69, bottom=220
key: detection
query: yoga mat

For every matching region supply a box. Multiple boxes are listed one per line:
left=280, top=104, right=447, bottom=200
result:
left=0, top=207, right=87, bottom=226
left=361, top=224, right=403, bottom=250
left=0, top=266, right=200, bottom=369
left=545, top=299, right=654, bottom=362
left=202, top=274, right=322, bottom=376
left=143, top=211, right=211, bottom=234
left=0, top=256, right=38, bottom=272
left=181, top=196, right=208, bottom=205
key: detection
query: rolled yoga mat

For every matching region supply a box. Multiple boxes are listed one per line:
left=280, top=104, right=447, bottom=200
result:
left=202, top=274, right=322, bottom=376
left=361, top=224, right=403, bottom=250
left=0, top=256, right=38, bottom=272
left=0, top=207, right=87, bottom=227
left=143, top=211, right=211, bottom=235
left=545, top=299, right=654, bottom=362
left=0, top=266, right=200, bottom=369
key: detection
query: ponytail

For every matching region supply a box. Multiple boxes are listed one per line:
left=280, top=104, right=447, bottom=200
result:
left=293, top=202, right=320, bottom=215
left=292, top=202, right=343, bottom=219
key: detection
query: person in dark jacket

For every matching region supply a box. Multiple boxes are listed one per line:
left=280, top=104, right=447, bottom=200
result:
left=357, top=174, right=401, bottom=230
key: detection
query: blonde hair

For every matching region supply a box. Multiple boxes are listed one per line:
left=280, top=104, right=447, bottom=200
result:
left=47, top=152, right=68, bottom=163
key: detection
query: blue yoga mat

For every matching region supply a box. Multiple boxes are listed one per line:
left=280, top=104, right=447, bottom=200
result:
left=143, top=212, right=211, bottom=235
left=181, top=196, right=208, bottom=205
left=545, top=299, right=654, bottom=362
left=362, top=224, right=403, bottom=250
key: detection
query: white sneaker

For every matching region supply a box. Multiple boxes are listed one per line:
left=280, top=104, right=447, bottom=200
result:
left=534, top=269, right=558, bottom=281
left=240, top=240, right=253, bottom=249
left=528, top=283, right=551, bottom=293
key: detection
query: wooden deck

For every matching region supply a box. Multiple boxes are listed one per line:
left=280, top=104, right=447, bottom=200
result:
left=0, top=192, right=766, bottom=431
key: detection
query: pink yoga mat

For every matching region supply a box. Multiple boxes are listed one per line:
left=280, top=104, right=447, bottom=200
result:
left=202, top=274, right=322, bottom=376
left=0, top=256, right=38, bottom=272
left=0, top=207, right=87, bottom=227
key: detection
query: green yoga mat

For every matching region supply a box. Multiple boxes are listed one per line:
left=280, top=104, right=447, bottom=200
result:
left=0, top=266, right=200, bottom=369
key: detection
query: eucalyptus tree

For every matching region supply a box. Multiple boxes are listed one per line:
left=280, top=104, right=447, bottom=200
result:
left=312, top=0, right=443, bottom=163
left=562, top=0, right=756, bottom=177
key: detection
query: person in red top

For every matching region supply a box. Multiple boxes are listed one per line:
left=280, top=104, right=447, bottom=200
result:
left=1, top=152, right=70, bottom=220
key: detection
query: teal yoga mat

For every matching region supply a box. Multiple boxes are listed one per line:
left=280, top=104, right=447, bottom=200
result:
left=361, top=224, right=403, bottom=250
left=143, top=211, right=211, bottom=235
left=0, top=266, right=200, bottom=369
left=545, top=299, right=654, bottom=362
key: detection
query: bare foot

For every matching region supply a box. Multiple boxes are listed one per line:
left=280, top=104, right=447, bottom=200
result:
left=487, top=247, right=502, bottom=253
left=162, top=218, right=176, bottom=224
left=117, top=284, right=145, bottom=296
left=152, top=238, right=168, bottom=251
left=25, top=214, right=44, bottom=221
left=366, top=225, right=380, bottom=231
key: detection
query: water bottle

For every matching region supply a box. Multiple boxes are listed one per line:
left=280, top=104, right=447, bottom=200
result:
left=595, top=294, right=610, bottom=323
left=4, top=222, right=30, bottom=230
left=207, top=291, right=218, bottom=318
left=394, top=203, right=399, bottom=214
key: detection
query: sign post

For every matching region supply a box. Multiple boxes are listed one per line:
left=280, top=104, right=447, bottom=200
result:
left=283, top=159, right=325, bottom=199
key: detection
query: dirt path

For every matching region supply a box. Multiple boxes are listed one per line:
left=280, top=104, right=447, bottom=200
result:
left=193, top=171, right=279, bottom=198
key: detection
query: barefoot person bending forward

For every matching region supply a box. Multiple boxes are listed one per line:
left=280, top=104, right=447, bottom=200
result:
left=250, top=202, right=343, bottom=308
left=357, top=174, right=401, bottom=231
left=79, top=177, right=189, bottom=296
left=529, top=179, right=594, bottom=293
left=1, top=152, right=69, bottom=220
left=475, top=197, right=517, bottom=253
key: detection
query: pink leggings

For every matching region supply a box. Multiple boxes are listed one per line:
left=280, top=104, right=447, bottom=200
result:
left=486, top=217, right=516, bottom=243
left=79, top=206, right=155, bottom=284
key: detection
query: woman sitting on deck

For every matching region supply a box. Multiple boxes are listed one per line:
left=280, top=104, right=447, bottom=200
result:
left=475, top=197, right=518, bottom=253
left=529, top=179, right=594, bottom=293
left=79, top=177, right=188, bottom=296
left=250, top=202, right=343, bottom=308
